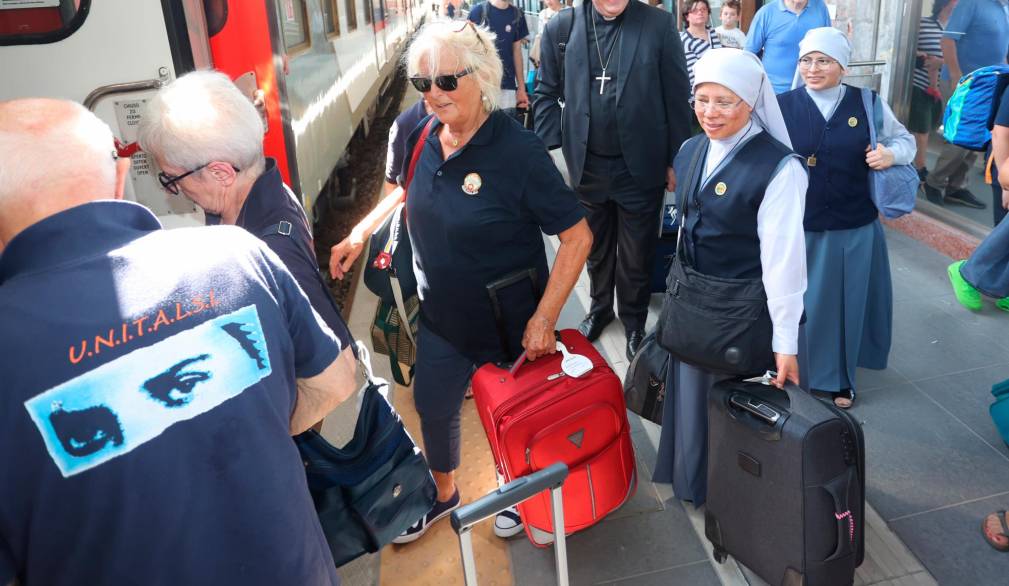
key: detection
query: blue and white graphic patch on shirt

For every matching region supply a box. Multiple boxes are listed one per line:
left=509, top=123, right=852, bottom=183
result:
left=24, top=305, right=272, bottom=477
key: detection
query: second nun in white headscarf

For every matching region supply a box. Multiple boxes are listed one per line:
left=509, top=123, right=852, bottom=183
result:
left=652, top=48, right=808, bottom=507
left=777, top=27, right=915, bottom=409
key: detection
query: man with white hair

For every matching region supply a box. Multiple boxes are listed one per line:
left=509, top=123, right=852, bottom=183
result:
left=0, top=98, right=355, bottom=586
left=138, top=70, right=354, bottom=365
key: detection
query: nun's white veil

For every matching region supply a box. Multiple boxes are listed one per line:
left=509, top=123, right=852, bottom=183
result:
left=791, top=27, right=851, bottom=89
left=692, top=48, right=793, bottom=149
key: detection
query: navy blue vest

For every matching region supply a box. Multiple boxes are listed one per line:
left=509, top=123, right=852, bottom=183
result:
left=673, top=131, right=794, bottom=280
left=778, top=85, right=877, bottom=232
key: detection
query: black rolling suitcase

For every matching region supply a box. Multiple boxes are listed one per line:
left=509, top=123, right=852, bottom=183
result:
left=705, top=380, right=864, bottom=586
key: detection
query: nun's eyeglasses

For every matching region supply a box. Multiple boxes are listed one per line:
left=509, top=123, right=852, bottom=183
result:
left=692, top=98, right=744, bottom=113
left=409, top=68, right=474, bottom=92
left=798, top=57, right=837, bottom=70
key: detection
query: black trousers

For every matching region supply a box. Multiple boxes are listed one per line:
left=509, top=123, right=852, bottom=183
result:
left=578, top=153, right=664, bottom=332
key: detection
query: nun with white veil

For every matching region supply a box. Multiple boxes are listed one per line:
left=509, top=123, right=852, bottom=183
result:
left=653, top=48, right=808, bottom=507
left=777, top=28, right=914, bottom=409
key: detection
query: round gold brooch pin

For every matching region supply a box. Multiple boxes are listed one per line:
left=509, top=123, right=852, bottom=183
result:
left=714, top=182, right=728, bottom=196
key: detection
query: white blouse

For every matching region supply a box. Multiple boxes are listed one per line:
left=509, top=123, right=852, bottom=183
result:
left=700, top=123, right=808, bottom=356
left=804, top=85, right=917, bottom=166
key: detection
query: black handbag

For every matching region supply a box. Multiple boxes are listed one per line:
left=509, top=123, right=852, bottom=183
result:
left=363, top=117, right=436, bottom=305
left=622, top=330, right=670, bottom=425
left=295, top=343, right=436, bottom=567
left=655, top=138, right=775, bottom=376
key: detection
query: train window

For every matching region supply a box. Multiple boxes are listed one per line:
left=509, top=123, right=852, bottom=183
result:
left=344, top=0, right=357, bottom=32
left=0, top=0, right=89, bottom=46
left=320, top=0, right=339, bottom=37
left=363, top=0, right=372, bottom=25
left=281, top=0, right=311, bottom=53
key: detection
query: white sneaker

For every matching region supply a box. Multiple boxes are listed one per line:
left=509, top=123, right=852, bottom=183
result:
left=493, top=505, right=524, bottom=538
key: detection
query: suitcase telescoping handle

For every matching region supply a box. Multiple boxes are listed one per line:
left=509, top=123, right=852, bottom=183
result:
left=451, top=462, right=570, bottom=586
left=729, top=393, right=782, bottom=425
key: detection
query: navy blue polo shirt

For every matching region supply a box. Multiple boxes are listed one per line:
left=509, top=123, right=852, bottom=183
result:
left=0, top=201, right=341, bottom=586
left=404, top=111, right=584, bottom=363
left=211, top=158, right=353, bottom=357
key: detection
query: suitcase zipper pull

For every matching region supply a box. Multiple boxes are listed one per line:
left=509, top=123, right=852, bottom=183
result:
left=525, top=447, right=531, bottom=465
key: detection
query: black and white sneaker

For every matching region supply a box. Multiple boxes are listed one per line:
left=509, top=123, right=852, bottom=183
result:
left=493, top=505, right=524, bottom=538
left=392, top=489, right=461, bottom=544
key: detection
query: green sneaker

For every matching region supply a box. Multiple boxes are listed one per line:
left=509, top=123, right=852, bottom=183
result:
left=948, top=260, right=983, bottom=311
left=997, top=297, right=1009, bottom=313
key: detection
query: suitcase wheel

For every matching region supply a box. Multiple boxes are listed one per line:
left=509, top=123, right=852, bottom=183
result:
left=712, top=547, right=728, bottom=564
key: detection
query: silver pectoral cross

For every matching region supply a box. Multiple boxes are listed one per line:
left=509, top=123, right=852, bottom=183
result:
left=596, top=68, right=611, bottom=94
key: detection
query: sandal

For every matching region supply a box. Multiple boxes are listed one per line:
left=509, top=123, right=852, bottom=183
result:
left=982, top=510, right=1009, bottom=552
left=833, top=389, right=855, bottom=410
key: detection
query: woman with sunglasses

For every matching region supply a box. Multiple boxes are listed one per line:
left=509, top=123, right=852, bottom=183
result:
left=330, top=20, right=592, bottom=543
left=777, top=28, right=915, bottom=409
left=653, top=48, right=807, bottom=507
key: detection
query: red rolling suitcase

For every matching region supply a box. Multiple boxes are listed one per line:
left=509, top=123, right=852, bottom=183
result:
left=471, top=329, right=636, bottom=545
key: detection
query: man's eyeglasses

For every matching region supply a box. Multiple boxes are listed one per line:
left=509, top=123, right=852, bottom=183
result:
left=798, top=57, right=837, bottom=70
left=692, top=98, right=744, bottom=113
left=157, top=163, right=241, bottom=195
left=409, top=68, right=474, bottom=93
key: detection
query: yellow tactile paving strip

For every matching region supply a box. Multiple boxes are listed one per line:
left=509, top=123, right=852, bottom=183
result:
left=380, top=383, right=513, bottom=586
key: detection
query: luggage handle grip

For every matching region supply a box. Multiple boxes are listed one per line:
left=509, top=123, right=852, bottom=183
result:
left=507, top=331, right=563, bottom=377
left=729, top=393, right=781, bottom=426
left=451, top=462, right=569, bottom=532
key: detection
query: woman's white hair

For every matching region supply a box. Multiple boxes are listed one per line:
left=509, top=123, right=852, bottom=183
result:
left=406, top=19, right=504, bottom=112
left=138, top=70, right=265, bottom=173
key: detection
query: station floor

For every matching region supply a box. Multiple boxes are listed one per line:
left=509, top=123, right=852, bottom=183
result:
left=322, top=96, right=1009, bottom=585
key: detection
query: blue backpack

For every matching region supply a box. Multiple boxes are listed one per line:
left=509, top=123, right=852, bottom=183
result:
left=943, top=64, right=1009, bottom=151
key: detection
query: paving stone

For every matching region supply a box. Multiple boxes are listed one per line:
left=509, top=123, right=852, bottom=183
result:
left=509, top=501, right=707, bottom=586
left=598, top=560, right=721, bottom=585
left=887, top=298, right=1009, bottom=382
left=890, top=493, right=1009, bottom=586
left=856, top=383, right=1009, bottom=520
left=913, top=364, right=1009, bottom=459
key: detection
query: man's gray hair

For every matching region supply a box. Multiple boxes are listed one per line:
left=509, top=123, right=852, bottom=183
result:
left=406, top=20, right=504, bottom=112
left=138, top=70, right=265, bottom=173
left=0, top=99, right=116, bottom=204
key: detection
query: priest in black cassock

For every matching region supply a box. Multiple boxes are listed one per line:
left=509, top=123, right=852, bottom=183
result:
left=534, top=0, right=691, bottom=359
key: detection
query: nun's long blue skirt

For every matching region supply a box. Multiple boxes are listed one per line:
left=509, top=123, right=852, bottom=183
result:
left=804, top=220, right=893, bottom=392
left=961, top=214, right=1009, bottom=298
left=653, top=329, right=810, bottom=507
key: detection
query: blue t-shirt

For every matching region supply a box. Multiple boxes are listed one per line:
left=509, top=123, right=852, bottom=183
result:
left=943, top=0, right=1009, bottom=79
left=403, top=111, right=584, bottom=363
left=745, top=0, right=832, bottom=94
left=469, top=2, right=530, bottom=91
left=386, top=100, right=429, bottom=185
left=0, top=202, right=341, bottom=586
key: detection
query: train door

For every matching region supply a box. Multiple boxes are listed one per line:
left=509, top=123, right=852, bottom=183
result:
left=0, top=0, right=212, bottom=228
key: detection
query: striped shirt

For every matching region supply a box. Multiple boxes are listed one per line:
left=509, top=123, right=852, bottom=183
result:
left=681, top=28, right=722, bottom=95
left=914, top=16, right=944, bottom=90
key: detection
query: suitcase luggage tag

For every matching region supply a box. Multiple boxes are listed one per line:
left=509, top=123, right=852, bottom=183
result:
left=556, top=341, right=593, bottom=378
left=742, top=370, right=778, bottom=386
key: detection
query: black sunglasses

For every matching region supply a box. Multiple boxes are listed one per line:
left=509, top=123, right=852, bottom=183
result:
left=409, top=67, right=474, bottom=93
left=157, top=163, right=240, bottom=195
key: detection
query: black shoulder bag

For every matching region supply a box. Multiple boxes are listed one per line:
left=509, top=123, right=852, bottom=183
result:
left=655, top=139, right=775, bottom=376
left=295, top=342, right=437, bottom=567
